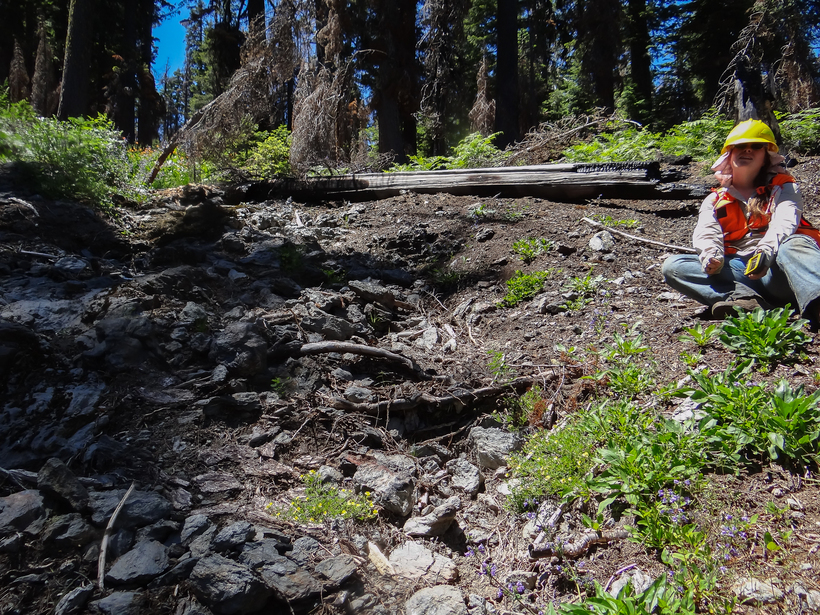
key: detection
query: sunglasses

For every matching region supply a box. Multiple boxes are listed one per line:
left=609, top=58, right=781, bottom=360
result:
left=732, top=142, right=766, bottom=151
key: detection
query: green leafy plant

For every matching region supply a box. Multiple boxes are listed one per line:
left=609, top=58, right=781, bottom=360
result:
left=719, top=306, right=811, bottom=363
left=678, top=323, right=719, bottom=347
left=243, top=125, right=292, bottom=178
left=591, top=326, right=656, bottom=398
left=680, top=351, right=702, bottom=368
left=499, top=269, right=555, bottom=307
left=688, top=360, right=820, bottom=467
left=565, top=269, right=606, bottom=296
left=591, top=214, right=639, bottom=229
left=512, top=237, right=553, bottom=263
left=779, top=107, right=820, bottom=154
left=270, top=377, right=290, bottom=396
left=487, top=349, right=516, bottom=382
left=496, top=384, right=550, bottom=430
left=388, top=131, right=510, bottom=172
left=1, top=96, right=136, bottom=206
left=269, top=470, right=378, bottom=523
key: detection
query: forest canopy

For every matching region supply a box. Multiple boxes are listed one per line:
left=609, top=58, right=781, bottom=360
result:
left=2, top=0, right=820, bottom=173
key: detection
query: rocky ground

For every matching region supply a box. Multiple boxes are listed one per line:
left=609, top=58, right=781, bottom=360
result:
left=2, top=157, right=820, bottom=615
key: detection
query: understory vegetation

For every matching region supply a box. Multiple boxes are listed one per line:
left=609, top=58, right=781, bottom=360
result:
left=494, top=304, right=818, bottom=614
left=5, top=85, right=820, bottom=210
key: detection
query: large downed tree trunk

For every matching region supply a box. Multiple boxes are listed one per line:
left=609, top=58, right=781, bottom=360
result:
left=226, top=162, right=706, bottom=204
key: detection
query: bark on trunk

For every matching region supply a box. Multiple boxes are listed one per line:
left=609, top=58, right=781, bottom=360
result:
left=58, top=0, right=92, bottom=120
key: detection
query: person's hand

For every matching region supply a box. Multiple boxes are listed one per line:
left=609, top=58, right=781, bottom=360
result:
left=745, top=250, right=771, bottom=280
left=704, top=257, right=722, bottom=275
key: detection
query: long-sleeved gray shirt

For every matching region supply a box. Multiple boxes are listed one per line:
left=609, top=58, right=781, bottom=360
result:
left=693, top=181, right=803, bottom=272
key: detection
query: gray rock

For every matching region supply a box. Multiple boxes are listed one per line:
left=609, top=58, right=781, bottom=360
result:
left=175, top=597, right=215, bottom=615
left=0, top=532, right=24, bottom=553
left=199, top=393, right=262, bottom=421
left=189, top=553, right=272, bottom=615
left=189, top=526, right=219, bottom=558
left=239, top=539, right=292, bottom=569
left=389, top=541, right=458, bottom=584
left=37, top=457, right=89, bottom=511
left=301, top=309, right=368, bottom=341
left=212, top=521, right=255, bottom=552
left=315, top=554, right=358, bottom=587
left=288, top=536, right=321, bottom=566
left=209, top=322, right=268, bottom=377
left=136, top=519, right=179, bottom=543
left=181, top=514, right=212, bottom=545
left=469, top=427, right=522, bottom=469
left=0, top=490, right=46, bottom=536
left=406, top=585, right=467, bottom=615
left=404, top=496, right=460, bottom=537
left=108, top=529, right=135, bottom=560
left=609, top=569, right=653, bottom=597
left=54, top=583, right=94, bottom=615
left=193, top=472, right=243, bottom=498
left=43, top=513, right=96, bottom=548
left=353, top=462, right=415, bottom=516
left=344, top=385, right=375, bottom=404
left=445, top=459, right=483, bottom=496
left=317, top=465, right=344, bottom=484
left=88, top=489, right=172, bottom=529
left=239, top=544, right=322, bottom=603
left=732, top=577, right=784, bottom=604
left=475, top=228, right=495, bottom=242
left=105, top=540, right=170, bottom=586
left=589, top=231, right=615, bottom=252
left=89, top=591, right=145, bottom=615
left=149, top=556, right=200, bottom=588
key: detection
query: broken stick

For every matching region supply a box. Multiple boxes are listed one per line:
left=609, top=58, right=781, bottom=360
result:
left=581, top=217, right=697, bottom=254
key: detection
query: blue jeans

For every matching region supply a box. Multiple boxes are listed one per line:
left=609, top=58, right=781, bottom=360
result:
left=662, top=235, right=820, bottom=315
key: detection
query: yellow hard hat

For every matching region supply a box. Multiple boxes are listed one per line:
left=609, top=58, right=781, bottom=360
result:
left=721, top=119, right=778, bottom=154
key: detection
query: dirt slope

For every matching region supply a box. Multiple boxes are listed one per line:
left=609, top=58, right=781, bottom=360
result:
left=1, top=157, right=820, bottom=614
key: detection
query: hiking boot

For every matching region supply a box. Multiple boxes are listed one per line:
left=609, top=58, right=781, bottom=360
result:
left=711, top=297, right=770, bottom=319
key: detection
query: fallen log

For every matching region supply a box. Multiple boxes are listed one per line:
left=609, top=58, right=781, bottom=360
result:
left=227, top=162, right=708, bottom=204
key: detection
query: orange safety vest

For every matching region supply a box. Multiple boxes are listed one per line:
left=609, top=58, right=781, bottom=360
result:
left=713, top=173, right=820, bottom=253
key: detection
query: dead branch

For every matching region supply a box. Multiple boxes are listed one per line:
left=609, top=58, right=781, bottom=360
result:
left=330, top=374, right=556, bottom=416
left=528, top=529, right=630, bottom=560
left=581, top=217, right=697, bottom=254
left=298, top=341, right=419, bottom=372
left=98, top=482, right=135, bottom=590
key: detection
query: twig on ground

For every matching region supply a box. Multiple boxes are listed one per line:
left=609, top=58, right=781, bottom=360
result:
left=331, top=375, right=555, bottom=416
left=298, top=341, right=420, bottom=373
left=581, top=217, right=697, bottom=254
left=528, top=529, right=630, bottom=559
left=604, top=563, right=638, bottom=592
left=98, top=482, right=135, bottom=590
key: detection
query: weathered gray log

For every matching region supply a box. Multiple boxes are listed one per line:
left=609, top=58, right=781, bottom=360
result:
left=227, top=162, right=707, bottom=203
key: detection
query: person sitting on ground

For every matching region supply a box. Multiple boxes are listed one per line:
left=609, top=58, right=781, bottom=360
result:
left=662, top=118, right=820, bottom=323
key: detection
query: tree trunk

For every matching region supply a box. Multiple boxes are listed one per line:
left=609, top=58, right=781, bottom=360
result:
left=248, top=0, right=265, bottom=34
left=626, top=0, right=652, bottom=122
left=580, top=0, right=619, bottom=113
left=58, top=0, right=93, bottom=120
left=494, top=0, right=519, bottom=147
left=372, top=0, right=418, bottom=164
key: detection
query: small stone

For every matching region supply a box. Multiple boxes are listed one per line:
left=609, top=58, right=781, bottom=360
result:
left=732, top=577, right=784, bottom=605
left=589, top=231, right=615, bottom=253
left=403, top=496, right=460, bottom=537
left=389, top=541, right=458, bottom=584
left=315, top=554, right=358, bottom=587
left=406, top=585, right=467, bottom=615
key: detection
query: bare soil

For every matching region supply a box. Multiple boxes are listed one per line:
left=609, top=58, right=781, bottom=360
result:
left=2, top=156, right=820, bottom=614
